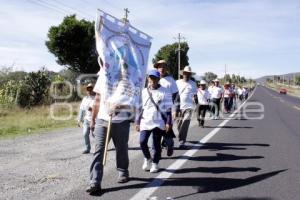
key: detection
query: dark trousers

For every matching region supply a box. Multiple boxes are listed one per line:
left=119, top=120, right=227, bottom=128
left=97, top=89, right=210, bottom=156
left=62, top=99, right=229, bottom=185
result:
left=90, top=119, right=130, bottom=187
left=211, top=98, right=221, bottom=117
left=140, top=128, right=164, bottom=164
left=224, top=97, right=230, bottom=112
left=229, top=97, right=234, bottom=110
left=197, top=105, right=209, bottom=126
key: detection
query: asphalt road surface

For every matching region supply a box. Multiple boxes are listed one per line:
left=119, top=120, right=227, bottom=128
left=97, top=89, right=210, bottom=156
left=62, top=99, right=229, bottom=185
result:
left=1, top=85, right=300, bottom=200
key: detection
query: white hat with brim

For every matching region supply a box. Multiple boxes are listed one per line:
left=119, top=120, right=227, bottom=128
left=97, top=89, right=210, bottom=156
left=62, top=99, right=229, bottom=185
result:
left=154, top=60, right=167, bottom=68
left=213, top=79, right=220, bottom=82
left=180, top=66, right=195, bottom=75
left=86, top=83, right=94, bottom=88
left=200, top=80, right=207, bottom=85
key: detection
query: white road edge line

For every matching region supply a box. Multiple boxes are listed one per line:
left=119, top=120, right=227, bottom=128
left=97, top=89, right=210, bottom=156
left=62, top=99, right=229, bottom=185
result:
left=129, top=86, right=258, bottom=200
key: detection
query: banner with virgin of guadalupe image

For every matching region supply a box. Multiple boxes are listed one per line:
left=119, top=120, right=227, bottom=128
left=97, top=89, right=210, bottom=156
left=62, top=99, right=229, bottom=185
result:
left=95, top=9, right=152, bottom=107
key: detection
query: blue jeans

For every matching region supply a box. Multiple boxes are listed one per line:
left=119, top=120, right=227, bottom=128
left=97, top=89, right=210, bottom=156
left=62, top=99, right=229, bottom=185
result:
left=82, top=119, right=91, bottom=151
left=89, top=119, right=130, bottom=187
left=140, top=128, right=164, bottom=164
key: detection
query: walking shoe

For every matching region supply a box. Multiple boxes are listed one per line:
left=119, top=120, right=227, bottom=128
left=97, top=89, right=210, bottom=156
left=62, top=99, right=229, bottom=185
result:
left=179, top=141, right=186, bottom=149
left=142, top=158, right=152, bottom=171
left=166, top=145, right=173, bottom=157
left=86, top=184, right=102, bottom=195
left=150, top=163, right=159, bottom=173
left=117, top=176, right=130, bottom=183
left=82, top=149, right=90, bottom=154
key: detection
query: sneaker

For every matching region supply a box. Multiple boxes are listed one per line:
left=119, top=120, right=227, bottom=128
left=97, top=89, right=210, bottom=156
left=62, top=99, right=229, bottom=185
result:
left=82, top=149, right=90, bottom=154
left=142, top=158, right=152, bottom=171
left=86, top=184, right=102, bottom=195
left=150, top=163, right=159, bottom=173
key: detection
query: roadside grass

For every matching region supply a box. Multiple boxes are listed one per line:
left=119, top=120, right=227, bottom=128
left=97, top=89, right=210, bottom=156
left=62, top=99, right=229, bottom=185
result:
left=266, top=83, right=300, bottom=98
left=0, top=102, right=80, bottom=139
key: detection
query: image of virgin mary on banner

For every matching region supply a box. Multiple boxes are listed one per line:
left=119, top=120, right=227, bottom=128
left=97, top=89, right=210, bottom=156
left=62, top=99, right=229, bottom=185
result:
left=95, top=9, right=152, bottom=113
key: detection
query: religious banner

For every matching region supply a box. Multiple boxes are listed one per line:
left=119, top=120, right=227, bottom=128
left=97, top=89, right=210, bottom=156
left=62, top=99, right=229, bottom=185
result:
left=95, top=9, right=152, bottom=107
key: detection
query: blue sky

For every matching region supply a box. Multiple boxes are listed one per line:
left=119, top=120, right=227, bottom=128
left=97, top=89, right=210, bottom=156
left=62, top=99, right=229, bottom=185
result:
left=0, top=0, right=299, bottom=78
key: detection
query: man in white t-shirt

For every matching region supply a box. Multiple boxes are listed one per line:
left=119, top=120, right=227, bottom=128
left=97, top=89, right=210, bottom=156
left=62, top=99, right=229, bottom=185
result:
left=77, top=83, right=95, bottom=154
left=154, top=60, right=179, bottom=153
left=154, top=60, right=179, bottom=112
left=210, top=79, right=223, bottom=119
left=176, top=66, right=198, bottom=148
left=86, top=65, right=138, bottom=194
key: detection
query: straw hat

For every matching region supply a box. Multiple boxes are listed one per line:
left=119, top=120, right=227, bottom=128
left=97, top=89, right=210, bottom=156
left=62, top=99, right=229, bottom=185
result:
left=180, top=66, right=195, bottom=75
left=154, top=60, right=167, bottom=68
left=86, top=83, right=94, bottom=88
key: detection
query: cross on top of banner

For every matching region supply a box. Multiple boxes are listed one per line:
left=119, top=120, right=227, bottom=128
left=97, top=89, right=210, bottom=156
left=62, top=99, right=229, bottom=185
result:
left=97, top=9, right=152, bottom=41
left=123, top=8, right=130, bottom=23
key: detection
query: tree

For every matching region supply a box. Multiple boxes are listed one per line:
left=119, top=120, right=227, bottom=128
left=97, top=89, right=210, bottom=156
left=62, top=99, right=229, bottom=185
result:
left=46, top=15, right=98, bottom=74
left=231, top=74, right=236, bottom=83
left=0, top=67, right=27, bottom=85
left=296, top=76, right=300, bottom=85
left=240, top=76, right=247, bottom=83
left=224, top=74, right=232, bottom=83
left=17, top=68, right=51, bottom=107
left=204, top=72, right=217, bottom=83
left=152, top=42, right=189, bottom=79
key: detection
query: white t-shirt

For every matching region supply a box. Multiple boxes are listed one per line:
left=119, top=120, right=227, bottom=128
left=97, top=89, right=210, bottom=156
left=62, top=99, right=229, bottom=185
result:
left=208, top=85, right=214, bottom=99
left=93, top=74, right=137, bottom=122
left=210, top=86, right=223, bottom=99
left=197, top=89, right=210, bottom=105
left=176, top=79, right=198, bottom=110
left=140, top=86, right=172, bottom=131
left=237, top=88, right=243, bottom=96
left=159, top=75, right=178, bottom=95
left=79, top=96, right=95, bottom=122
left=223, top=88, right=233, bottom=98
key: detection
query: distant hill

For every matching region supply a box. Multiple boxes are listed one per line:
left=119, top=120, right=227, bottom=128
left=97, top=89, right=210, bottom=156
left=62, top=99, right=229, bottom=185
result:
left=256, top=72, right=300, bottom=84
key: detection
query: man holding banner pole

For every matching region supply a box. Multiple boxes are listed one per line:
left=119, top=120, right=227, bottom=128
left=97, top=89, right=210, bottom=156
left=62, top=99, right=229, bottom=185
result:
left=86, top=10, right=152, bottom=195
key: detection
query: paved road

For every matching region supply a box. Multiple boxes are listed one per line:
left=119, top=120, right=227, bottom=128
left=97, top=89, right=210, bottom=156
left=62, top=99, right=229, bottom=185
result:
left=1, top=85, right=300, bottom=200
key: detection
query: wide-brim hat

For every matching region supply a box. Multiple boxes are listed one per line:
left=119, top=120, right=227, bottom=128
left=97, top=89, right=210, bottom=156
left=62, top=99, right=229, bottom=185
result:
left=180, top=66, right=195, bottom=75
left=199, top=80, right=207, bottom=85
left=154, top=60, right=167, bottom=68
left=86, top=83, right=94, bottom=88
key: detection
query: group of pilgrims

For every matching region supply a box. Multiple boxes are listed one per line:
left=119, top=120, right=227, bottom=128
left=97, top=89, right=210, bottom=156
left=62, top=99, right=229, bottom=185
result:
left=77, top=59, right=250, bottom=195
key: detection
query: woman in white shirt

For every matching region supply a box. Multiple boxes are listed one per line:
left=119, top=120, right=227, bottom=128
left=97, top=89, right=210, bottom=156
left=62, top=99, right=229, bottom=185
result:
left=197, top=80, right=210, bottom=128
left=135, top=69, right=173, bottom=173
left=78, top=83, right=95, bottom=154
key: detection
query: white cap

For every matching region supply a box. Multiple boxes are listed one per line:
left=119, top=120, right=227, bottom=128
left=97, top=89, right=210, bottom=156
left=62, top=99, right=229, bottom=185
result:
left=200, top=80, right=207, bottom=85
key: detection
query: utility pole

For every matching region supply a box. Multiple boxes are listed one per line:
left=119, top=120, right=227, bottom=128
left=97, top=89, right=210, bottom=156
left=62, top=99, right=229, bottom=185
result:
left=224, top=64, right=227, bottom=82
left=175, top=33, right=185, bottom=80
left=123, top=8, right=130, bottom=22
left=294, top=73, right=296, bottom=86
